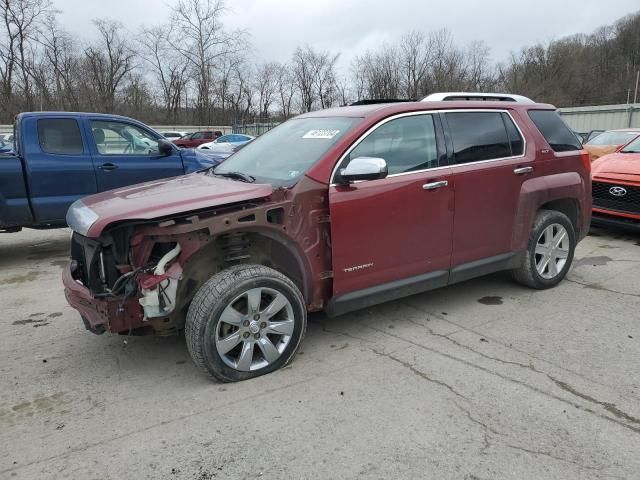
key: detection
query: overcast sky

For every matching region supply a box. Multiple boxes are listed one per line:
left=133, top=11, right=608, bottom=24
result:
left=54, top=0, right=639, bottom=73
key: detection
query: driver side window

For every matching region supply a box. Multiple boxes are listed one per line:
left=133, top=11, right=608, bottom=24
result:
left=344, top=114, right=439, bottom=176
left=90, top=120, right=159, bottom=156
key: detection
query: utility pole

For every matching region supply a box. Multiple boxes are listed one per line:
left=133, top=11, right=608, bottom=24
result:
left=634, top=70, right=639, bottom=105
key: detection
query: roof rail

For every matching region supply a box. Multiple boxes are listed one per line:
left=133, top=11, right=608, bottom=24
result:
left=421, top=92, right=535, bottom=104
left=349, top=99, right=414, bottom=106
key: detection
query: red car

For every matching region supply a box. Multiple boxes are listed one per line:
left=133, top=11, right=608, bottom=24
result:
left=63, top=95, right=591, bottom=382
left=591, top=135, right=640, bottom=230
left=172, top=130, right=222, bottom=148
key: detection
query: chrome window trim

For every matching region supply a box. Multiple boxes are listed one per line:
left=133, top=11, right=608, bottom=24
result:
left=329, top=109, right=527, bottom=186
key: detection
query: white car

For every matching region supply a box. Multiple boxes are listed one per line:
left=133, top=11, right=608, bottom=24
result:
left=197, top=134, right=255, bottom=151
left=161, top=131, right=190, bottom=140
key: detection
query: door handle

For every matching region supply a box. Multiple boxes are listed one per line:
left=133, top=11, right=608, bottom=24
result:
left=513, top=166, right=533, bottom=175
left=422, top=180, right=448, bottom=190
left=99, top=163, right=118, bottom=171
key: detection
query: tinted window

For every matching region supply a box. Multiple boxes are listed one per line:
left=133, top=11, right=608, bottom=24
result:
left=37, top=119, right=83, bottom=155
left=528, top=110, right=582, bottom=152
left=446, top=112, right=511, bottom=164
left=204, top=132, right=213, bottom=139
left=191, top=132, right=204, bottom=139
left=346, top=114, right=438, bottom=175
left=502, top=113, right=524, bottom=156
left=91, top=121, right=159, bottom=155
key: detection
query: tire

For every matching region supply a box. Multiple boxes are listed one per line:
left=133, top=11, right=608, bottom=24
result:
left=511, top=209, right=576, bottom=289
left=185, top=264, right=307, bottom=382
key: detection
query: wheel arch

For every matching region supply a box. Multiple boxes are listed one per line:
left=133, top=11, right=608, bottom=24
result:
left=169, top=227, right=313, bottom=330
left=512, top=172, right=584, bottom=250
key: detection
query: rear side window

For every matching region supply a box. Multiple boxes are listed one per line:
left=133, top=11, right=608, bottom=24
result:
left=204, top=132, right=213, bottom=139
left=502, top=113, right=524, bottom=156
left=37, top=119, right=83, bottom=155
left=445, top=112, right=512, bottom=164
left=528, top=110, right=582, bottom=152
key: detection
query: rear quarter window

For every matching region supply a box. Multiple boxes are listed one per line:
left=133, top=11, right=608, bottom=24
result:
left=528, top=110, right=582, bottom=152
left=37, top=119, right=84, bottom=155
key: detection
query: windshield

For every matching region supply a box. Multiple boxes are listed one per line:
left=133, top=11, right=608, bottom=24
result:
left=587, top=131, right=638, bottom=146
left=214, top=117, right=359, bottom=185
left=621, top=136, right=640, bottom=153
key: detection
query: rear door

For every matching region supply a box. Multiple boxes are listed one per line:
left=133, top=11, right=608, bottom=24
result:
left=329, top=112, right=453, bottom=296
left=88, top=119, right=184, bottom=191
left=442, top=110, right=533, bottom=274
left=25, top=117, right=97, bottom=224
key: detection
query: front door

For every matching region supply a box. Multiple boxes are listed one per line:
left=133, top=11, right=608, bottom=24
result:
left=328, top=113, right=453, bottom=297
left=88, top=119, right=184, bottom=191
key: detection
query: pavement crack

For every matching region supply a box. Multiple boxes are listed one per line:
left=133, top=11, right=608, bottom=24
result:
left=372, top=348, right=467, bottom=400
left=503, top=443, right=608, bottom=472
left=363, top=322, right=640, bottom=436
left=548, top=375, right=640, bottom=426
left=454, top=401, right=500, bottom=455
left=565, top=278, right=640, bottom=298
left=402, top=312, right=541, bottom=374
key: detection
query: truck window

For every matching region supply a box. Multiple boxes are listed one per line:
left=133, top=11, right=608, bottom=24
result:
left=445, top=112, right=512, bottom=164
left=528, top=110, right=582, bottom=152
left=346, top=114, right=439, bottom=175
left=90, top=121, right=159, bottom=156
left=37, top=119, right=83, bottom=155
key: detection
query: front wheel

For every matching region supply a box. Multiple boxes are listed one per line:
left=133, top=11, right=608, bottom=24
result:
left=185, top=265, right=307, bottom=382
left=512, top=209, right=576, bottom=289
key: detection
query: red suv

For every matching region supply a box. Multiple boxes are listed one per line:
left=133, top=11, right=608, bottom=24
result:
left=63, top=95, right=591, bottom=382
left=173, top=130, right=222, bottom=148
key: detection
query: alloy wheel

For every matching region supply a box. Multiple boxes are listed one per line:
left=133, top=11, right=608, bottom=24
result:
left=534, top=223, right=570, bottom=279
left=214, top=287, right=295, bottom=371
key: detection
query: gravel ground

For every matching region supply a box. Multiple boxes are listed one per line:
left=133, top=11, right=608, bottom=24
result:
left=1, top=226, right=639, bottom=480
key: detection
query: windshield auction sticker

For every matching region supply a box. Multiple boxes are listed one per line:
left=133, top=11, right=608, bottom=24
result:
left=302, top=129, right=340, bottom=139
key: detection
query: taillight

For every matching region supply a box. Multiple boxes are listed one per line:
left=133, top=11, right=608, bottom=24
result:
left=580, top=149, right=591, bottom=175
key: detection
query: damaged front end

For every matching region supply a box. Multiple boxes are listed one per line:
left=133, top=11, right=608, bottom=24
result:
left=65, top=227, right=184, bottom=335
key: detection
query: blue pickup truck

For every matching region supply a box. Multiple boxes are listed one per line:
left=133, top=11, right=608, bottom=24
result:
left=0, top=112, right=225, bottom=232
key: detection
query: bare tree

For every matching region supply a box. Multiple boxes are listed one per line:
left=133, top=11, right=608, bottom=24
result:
left=292, top=45, right=339, bottom=112
left=169, top=0, right=244, bottom=123
left=399, top=30, right=431, bottom=99
left=275, top=62, right=295, bottom=119
left=83, top=19, right=135, bottom=112
left=140, top=26, right=189, bottom=122
left=0, top=0, right=53, bottom=113
left=253, top=61, right=278, bottom=120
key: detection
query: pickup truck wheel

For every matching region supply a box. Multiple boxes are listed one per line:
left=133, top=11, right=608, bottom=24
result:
left=512, top=209, right=576, bottom=289
left=185, top=264, right=306, bottom=382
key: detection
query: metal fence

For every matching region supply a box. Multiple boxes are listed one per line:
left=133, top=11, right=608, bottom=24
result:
left=232, top=123, right=280, bottom=136
left=558, top=104, right=640, bottom=131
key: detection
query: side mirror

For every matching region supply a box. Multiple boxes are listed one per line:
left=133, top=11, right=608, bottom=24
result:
left=338, top=157, right=388, bottom=183
left=158, top=139, right=174, bottom=156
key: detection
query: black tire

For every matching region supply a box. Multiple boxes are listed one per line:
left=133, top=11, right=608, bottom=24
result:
left=511, top=209, right=576, bottom=289
left=185, top=264, right=307, bottom=382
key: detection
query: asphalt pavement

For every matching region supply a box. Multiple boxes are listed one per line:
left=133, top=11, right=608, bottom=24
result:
left=1, top=226, right=639, bottom=480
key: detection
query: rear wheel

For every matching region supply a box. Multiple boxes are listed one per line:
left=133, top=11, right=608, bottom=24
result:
left=185, top=264, right=306, bottom=382
left=512, top=210, right=576, bottom=289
